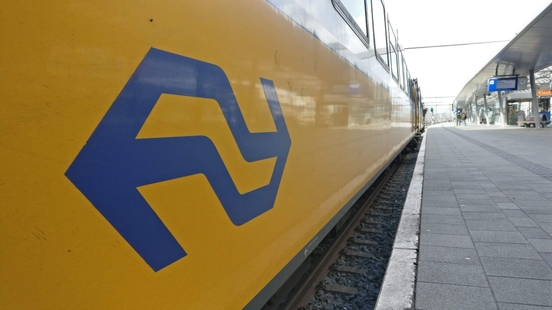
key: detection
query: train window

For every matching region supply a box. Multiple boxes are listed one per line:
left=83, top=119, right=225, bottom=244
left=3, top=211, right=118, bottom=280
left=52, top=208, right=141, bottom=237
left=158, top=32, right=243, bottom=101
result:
left=332, top=0, right=370, bottom=47
left=371, top=0, right=388, bottom=69
left=401, top=56, right=407, bottom=91
left=406, top=68, right=412, bottom=98
left=388, top=22, right=398, bottom=81
left=399, top=51, right=405, bottom=90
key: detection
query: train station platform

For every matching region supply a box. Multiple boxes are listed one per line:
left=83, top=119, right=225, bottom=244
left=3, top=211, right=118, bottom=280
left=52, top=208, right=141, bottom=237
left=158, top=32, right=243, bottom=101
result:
left=377, top=123, right=552, bottom=310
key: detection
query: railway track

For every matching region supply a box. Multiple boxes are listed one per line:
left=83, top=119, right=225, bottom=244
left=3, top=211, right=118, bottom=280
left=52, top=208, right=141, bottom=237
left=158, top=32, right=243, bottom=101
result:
left=263, top=145, right=420, bottom=310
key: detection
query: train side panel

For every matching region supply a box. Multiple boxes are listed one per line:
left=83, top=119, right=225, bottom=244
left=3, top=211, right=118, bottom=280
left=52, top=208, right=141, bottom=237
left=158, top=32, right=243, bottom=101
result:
left=1, top=0, right=415, bottom=308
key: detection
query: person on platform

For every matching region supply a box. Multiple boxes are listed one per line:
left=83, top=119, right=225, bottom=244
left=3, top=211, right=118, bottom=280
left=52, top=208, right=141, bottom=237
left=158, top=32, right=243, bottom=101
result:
left=461, top=111, right=467, bottom=126
left=456, top=110, right=462, bottom=126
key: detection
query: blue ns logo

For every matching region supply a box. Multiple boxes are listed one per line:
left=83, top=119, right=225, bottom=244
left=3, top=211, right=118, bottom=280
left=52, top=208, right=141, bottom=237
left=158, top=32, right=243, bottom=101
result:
left=65, top=48, right=291, bottom=272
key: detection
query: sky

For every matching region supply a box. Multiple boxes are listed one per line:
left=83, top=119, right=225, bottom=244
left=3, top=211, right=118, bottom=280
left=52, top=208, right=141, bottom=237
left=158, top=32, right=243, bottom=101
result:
left=384, top=0, right=552, bottom=110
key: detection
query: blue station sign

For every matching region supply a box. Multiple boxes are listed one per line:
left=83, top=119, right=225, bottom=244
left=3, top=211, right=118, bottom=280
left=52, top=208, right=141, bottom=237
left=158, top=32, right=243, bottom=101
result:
left=488, top=77, right=528, bottom=92
left=488, top=77, right=517, bottom=92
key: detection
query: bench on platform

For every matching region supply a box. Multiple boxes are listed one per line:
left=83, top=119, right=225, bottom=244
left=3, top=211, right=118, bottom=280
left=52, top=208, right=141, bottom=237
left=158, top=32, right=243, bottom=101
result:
left=517, top=120, right=552, bottom=127
left=518, top=120, right=537, bottom=127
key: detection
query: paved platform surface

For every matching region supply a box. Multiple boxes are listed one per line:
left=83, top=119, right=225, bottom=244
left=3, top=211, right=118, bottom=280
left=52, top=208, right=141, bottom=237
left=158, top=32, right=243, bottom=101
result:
left=416, top=123, right=552, bottom=310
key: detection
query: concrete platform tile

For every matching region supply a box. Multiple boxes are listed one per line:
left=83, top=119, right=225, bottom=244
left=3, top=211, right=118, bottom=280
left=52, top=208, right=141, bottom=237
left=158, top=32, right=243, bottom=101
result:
left=493, top=181, right=527, bottom=186
left=528, top=239, right=552, bottom=253
left=422, top=207, right=462, bottom=216
left=502, top=209, right=528, bottom=218
left=423, top=200, right=460, bottom=208
left=458, top=198, right=498, bottom=206
left=497, top=203, right=519, bottom=210
left=462, top=212, right=507, bottom=221
left=456, top=193, right=493, bottom=200
left=509, top=217, right=539, bottom=227
left=423, top=193, right=458, bottom=201
left=541, top=223, right=552, bottom=235
left=520, top=207, right=552, bottom=214
left=499, top=185, right=533, bottom=190
left=424, top=184, right=453, bottom=191
left=475, top=176, right=491, bottom=182
left=517, top=227, right=552, bottom=239
left=493, top=197, right=515, bottom=203
left=424, top=174, right=451, bottom=180
left=417, top=261, right=488, bottom=287
left=528, top=214, right=552, bottom=223
left=470, top=231, right=528, bottom=244
left=480, top=256, right=552, bottom=279
left=421, top=223, right=469, bottom=235
left=446, top=170, right=469, bottom=175
left=451, top=182, right=485, bottom=189
left=446, top=166, right=470, bottom=171
left=461, top=205, right=502, bottom=213
left=423, top=193, right=456, bottom=203
left=486, top=176, right=517, bottom=182
left=475, top=242, right=542, bottom=260
left=450, top=176, right=478, bottom=182
left=454, top=189, right=488, bottom=194
left=525, top=184, right=552, bottom=190
left=425, top=161, right=442, bottom=166
left=515, top=200, right=552, bottom=208
left=415, top=282, right=497, bottom=310
left=426, top=161, right=447, bottom=168
left=419, top=245, right=480, bottom=265
left=505, top=191, right=538, bottom=196
left=424, top=190, right=457, bottom=197
left=517, top=178, right=551, bottom=184
left=420, top=233, right=474, bottom=248
left=424, top=181, right=452, bottom=187
left=497, top=302, right=552, bottom=310
left=424, top=173, right=448, bottom=179
left=533, top=186, right=552, bottom=193
left=421, top=214, right=464, bottom=225
left=541, top=253, right=552, bottom=268
left=488, top=277, right=552, bottom=307
left=425, top=168, right=448, bottom=173
left=466, top=220, right=517, bottom=231
left=506, top=194, right=548, bottom=201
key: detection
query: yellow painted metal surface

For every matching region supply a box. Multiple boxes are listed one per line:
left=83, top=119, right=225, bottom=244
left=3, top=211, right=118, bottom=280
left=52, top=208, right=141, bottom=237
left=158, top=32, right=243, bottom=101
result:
left=0, top=0, right=413, bottom=309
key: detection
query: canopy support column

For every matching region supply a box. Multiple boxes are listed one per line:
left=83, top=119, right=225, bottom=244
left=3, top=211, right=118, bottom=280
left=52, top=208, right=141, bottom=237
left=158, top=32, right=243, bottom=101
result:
left=498, top=91, right=506, bottom=126
left=483, top=92, right=490, bottom=125
left=529, top=70, right=540, bottom=128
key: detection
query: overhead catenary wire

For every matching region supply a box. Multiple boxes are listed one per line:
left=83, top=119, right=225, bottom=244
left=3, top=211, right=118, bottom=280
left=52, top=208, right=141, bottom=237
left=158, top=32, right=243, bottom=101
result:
left=403, top=40, right=510, bottom=51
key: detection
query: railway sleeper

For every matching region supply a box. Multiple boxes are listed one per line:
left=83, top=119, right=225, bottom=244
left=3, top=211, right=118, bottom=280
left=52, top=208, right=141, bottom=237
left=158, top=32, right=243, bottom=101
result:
left=359, top=228, right=383, bottom=234
left=325, top=284, right=358, bottom=296
left=373, top=206, right=394, bottom=211
left=335, top=266, right=367, bottom=275
left=363, top=220, right=385, bottom=225
left=369, top=212, right=391, bottom=217
left=345, top=250, right=373, bottom=259
left=352, top=238, right=378, bottom=246
left=374, top=202, right=396, bottom=207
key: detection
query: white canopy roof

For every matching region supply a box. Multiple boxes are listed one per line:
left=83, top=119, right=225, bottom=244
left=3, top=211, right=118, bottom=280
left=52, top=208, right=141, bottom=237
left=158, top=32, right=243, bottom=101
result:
left=454, top=2, right=552, bottom=104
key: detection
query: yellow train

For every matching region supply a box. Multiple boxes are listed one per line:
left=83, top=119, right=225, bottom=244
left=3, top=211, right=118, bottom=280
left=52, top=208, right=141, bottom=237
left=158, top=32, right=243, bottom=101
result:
left=0, top=0, right=424, bottom=308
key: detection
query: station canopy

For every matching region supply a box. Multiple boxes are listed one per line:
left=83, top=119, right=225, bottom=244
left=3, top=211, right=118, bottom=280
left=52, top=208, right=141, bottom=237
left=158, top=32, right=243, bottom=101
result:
left=454, top=2, right=552, bottom=104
